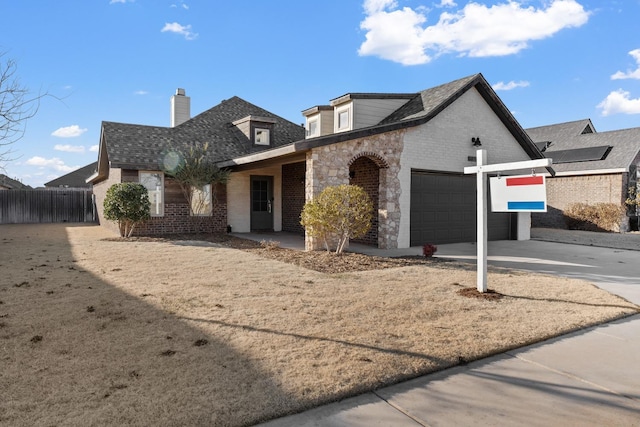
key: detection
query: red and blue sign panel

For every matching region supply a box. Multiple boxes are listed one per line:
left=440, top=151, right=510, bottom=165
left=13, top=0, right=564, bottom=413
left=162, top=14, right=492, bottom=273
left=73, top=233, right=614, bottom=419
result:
left=490, top=174, right=547, bottom=212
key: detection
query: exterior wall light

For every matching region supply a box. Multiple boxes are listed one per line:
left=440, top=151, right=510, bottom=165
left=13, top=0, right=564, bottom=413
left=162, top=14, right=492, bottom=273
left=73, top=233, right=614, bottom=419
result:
left=472, top=137, right=482, bottom=147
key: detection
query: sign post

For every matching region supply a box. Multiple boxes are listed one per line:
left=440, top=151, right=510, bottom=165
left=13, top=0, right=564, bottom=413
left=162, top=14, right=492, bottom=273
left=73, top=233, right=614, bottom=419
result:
left=464, top=150, right=552, bottom=292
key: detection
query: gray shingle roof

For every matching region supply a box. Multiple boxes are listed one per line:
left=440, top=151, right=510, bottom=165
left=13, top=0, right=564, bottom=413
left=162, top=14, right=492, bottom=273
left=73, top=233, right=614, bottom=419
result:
left=379, top=75, right=478, bottom=124
left=221, top=73, right=546, bottom=171
left=526, top=119, right=595, bottom=143
left=102, top=96, right=305, bottom=170
left=0, top=174, right=32, bottom=190
left=526, top=120, right=640, bottom=173
left=44, top=162, right=97, bottom=188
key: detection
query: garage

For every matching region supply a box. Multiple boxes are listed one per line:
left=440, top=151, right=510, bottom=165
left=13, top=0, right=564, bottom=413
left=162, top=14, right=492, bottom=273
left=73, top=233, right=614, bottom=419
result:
left=410, top=172, right=512, bottom=246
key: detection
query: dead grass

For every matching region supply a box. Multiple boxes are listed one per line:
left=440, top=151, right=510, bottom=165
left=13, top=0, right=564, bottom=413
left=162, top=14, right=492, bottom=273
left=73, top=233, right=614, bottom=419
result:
left=0, top=224, right=637, bottom=426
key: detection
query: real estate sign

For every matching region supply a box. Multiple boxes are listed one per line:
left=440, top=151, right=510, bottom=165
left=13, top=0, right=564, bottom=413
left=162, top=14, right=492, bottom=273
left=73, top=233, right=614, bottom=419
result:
left=490, top=174, right=547, bottom=212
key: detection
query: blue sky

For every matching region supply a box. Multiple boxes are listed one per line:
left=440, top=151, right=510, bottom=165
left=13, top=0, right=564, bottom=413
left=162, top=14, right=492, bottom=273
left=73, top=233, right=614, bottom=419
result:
left=1, top=0, right=639, bottom=187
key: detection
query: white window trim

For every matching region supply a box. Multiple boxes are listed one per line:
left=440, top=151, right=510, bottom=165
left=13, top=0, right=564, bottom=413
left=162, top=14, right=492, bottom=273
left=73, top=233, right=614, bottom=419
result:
left=139, top=171, right=164, bottom=217
left=254, top=128, right=270, bottom=145
left=190, top=183, right=212, bottom=216
left=307, top=118, right=319, bottom=138
left=336, top=105, right=351, bottom=132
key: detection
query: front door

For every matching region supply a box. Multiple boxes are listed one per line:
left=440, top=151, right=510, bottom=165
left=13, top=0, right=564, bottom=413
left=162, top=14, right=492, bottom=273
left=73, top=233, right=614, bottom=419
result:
left=251, top=176, right=274, bottom=231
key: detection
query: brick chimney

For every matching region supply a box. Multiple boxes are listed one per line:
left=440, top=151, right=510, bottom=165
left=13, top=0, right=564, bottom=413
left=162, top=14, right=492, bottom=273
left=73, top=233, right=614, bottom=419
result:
left=170, top=88, right=190, bottom=127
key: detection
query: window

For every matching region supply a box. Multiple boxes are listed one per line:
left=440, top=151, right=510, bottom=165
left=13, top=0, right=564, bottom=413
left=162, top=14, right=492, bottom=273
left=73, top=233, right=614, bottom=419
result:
left=307, top=119, right=318, bottom=137
left=337, top=106, right=350, bottom=131
left=191, top=184, right=212, bottom=216
left=139, top=171, right=164, bottom=216
left=255, top=128, right=270, bottom=145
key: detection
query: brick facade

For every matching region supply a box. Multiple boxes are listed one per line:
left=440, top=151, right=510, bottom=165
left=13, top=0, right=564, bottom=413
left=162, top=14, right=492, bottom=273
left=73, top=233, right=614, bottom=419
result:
left=281, top=162, right=306, bottom=235
left=532, top=173, right=628, bottom=231
left=94, top=169, right=228, bottom=236
left=349, top=156, right=379, bottom=246
left=134, top=201, right=227, bottom=235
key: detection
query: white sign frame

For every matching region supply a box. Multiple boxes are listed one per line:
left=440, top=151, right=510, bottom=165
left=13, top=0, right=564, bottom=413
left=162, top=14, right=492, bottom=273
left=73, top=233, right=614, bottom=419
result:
left=490, top=174, right=547, bottom=213
left=464, top=150, right=552, bottom=292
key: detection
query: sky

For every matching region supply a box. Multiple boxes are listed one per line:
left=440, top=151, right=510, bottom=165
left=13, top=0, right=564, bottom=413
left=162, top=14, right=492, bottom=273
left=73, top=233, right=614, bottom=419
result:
left=1, top=0, right=639, bottom=188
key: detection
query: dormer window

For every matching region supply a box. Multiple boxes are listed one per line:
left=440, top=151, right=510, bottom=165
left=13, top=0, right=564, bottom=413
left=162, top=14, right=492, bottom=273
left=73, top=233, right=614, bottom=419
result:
left=255, top=128, right=270, bottom=145
left=307, top=119, right=318, bottom=137
left=336, top=105, right=351, bottom=132
left=301, top=105, right=333, bottom=139
left=232, top=115, right=276, bottom=146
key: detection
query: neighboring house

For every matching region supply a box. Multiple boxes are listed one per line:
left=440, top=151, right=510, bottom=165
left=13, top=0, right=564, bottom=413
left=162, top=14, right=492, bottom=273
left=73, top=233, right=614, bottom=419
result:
left=526, top=119, right=640, bottom=231
left=90, top=74, right=547, bottom=249
left=45, top=162, right=97, bottom=189
left=89, top=89, right=306, bottom=236
left=0, top=174, right=31, bottom=190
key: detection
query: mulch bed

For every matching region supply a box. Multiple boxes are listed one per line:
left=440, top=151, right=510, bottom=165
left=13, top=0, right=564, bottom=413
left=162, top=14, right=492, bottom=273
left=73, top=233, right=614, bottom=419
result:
left=103, top=233, right=460, bottom=274
left=457, top=287, right=504, bottom=301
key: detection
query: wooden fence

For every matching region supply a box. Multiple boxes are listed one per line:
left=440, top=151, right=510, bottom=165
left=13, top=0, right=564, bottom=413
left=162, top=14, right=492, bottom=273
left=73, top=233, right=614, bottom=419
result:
left=0, top=189, right=95, bottom=224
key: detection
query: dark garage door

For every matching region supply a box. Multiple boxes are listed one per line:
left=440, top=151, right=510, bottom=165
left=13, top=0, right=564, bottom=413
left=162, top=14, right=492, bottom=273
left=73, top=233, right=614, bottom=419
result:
left=410, top=172, right=511, bottom=246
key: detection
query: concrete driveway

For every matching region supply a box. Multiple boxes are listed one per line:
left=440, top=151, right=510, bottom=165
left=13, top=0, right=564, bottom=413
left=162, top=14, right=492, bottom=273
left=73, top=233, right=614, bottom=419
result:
left=261, top=231, right=640, bottom=426
left=435, top=238, right=640, bottom=305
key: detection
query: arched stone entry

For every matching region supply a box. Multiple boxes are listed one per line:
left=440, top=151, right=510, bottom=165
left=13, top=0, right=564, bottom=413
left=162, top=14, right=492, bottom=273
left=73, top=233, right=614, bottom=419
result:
left=349, top=156, right=381, bottom=246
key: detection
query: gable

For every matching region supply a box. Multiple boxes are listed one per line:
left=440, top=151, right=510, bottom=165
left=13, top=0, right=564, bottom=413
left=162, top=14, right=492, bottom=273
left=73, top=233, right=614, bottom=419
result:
left=401, top=87, right=531, bottom=173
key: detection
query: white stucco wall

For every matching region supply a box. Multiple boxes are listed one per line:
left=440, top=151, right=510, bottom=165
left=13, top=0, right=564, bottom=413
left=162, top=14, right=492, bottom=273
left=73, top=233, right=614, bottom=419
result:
left=227, top=166, right=282, bottom=233
left=397, top=87, right=532, bottom=248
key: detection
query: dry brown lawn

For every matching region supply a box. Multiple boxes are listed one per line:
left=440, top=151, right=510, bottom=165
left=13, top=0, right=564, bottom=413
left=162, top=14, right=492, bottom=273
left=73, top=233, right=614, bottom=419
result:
left=0, top=224, right=637, bottom=426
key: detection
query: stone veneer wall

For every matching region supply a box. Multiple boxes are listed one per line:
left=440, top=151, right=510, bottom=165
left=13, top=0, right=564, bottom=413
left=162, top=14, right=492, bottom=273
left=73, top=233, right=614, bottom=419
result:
left=305, top=130, right=405, bottom=250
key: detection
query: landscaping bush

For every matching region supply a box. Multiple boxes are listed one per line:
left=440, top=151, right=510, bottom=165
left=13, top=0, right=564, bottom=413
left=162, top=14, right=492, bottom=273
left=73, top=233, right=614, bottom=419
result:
left=104, top=183, right=151, bottom=237
left=300, top=184, right=373, bottom=254
left=422, top=244, right=438, bottom=258
left=564, top=202, right=626, bottom=232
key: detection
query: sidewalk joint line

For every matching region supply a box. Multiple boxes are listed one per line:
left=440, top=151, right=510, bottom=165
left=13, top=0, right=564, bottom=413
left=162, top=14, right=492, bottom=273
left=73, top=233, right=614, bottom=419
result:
left=372, top=390, right=432, bottom=427
left=513, top=354, right=640, bottom=403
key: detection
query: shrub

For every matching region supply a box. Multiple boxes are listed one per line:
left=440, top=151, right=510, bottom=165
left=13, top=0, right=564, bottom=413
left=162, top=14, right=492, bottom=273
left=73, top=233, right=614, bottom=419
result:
left=104, top=183, right=151, bottom=237
left=564, top=202, right=626, bottom=232
left=422, top=244, right=438, bottom=258
left=300, top=184, right=373, bottom=254
left=163, top=142, right=230, bottom=216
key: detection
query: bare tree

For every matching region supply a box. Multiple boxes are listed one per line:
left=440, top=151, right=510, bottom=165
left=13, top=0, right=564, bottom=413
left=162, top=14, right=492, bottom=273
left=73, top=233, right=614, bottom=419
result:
left=0, top=52, right=45, bottom=168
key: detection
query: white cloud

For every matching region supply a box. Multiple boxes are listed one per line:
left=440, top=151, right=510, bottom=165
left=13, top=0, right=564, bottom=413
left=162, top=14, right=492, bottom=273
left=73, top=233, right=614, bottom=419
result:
left=51, top=125, right=88, bottom=138
left=161, top=22, right=198, bottom=40
left=171, top=1, right=189, bottom=9
left=597, top=89, right=640, bottom=116
left=25, top=157, right=76, bottom=173
left=110, top=0, right=133, bottom=4
left=90, top=145, right=99, bottom=152
left=492, top=80, right=530, bottom=91
left=359, top=0, right=590, bottom=65
left=438, top=0, right=456, bottom=7
left=134, top=90, right=149, bottom=95
left=54, top=144, right=85, bottom=153
left=611, top=49, right=640, bottom=80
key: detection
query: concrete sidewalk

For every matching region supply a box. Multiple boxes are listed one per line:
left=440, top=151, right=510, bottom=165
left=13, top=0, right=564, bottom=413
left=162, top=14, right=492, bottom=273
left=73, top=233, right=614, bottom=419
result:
left=258, top=233, right=640, bottom=426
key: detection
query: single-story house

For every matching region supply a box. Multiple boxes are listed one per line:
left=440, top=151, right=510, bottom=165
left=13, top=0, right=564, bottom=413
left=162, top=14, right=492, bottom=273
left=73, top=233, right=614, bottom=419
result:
left=89, top=74, right=548, bottom=249
left=526, top=119, right=640, bottom=231
left=0, top=174, right=31, bottom=190
left=45, top=162, right=97, bottom=189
